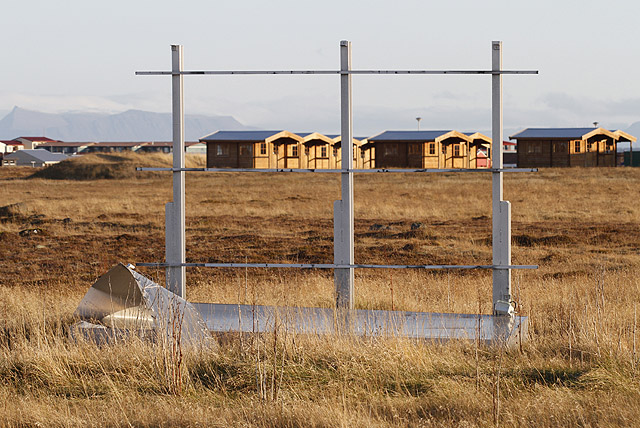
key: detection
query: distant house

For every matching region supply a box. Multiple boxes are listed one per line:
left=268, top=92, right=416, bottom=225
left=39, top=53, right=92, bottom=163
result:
left=503, top=141, right=517, bottom=167
left=367, top=130, right=491, bottom=169
left=39, top=141, right=96, bottom=155
left=476, top=147, right=491, bottom=168
left=2, top=149, right=67, bottom=167
left=13, top=137, right=58, bottom=150
left=83, top=142, right=150, bottom=153
left=201, top=130, right=303, bottom=168
left=185, top=142, right=206, bottom=154
left=2, top=141, right=24, bottom=153
left=510, top=128, right=636, bottom=167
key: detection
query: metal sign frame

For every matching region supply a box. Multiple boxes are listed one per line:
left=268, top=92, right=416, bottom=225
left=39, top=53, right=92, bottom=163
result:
left=136, top=41, right=538, bottom=320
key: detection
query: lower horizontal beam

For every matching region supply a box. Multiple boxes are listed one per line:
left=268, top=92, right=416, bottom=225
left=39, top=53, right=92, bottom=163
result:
left=137, top=167, right=538, bottom=173
left=136, top=262, right=537, bottom=270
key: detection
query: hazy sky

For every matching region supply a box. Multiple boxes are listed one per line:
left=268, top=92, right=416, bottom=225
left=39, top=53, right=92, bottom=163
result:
left=3, top=0, right=640, bottom=135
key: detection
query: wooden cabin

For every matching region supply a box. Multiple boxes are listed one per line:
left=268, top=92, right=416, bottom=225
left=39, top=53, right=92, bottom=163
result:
left=366, top=130, right=491, bottom=169
left=329, top=135, right=364, bottom=169
left=464, top=132, right=492, bottom=169
left=357, top=138, right=373, bottom=169
left=202, top=130, right=303, bottom=168
left=300, top=132, right=333, bottom=169
left=510, top=128, right=636, bottom=168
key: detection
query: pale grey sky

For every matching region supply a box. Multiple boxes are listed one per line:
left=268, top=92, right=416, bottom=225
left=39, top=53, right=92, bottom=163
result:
left=3, top=0, right=639, bottom=135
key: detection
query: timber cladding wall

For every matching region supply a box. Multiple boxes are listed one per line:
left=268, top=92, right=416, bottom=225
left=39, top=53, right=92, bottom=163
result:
left=376, top=142, right=408, bottom=168
left=207, top=142, right=240, bottom=168
left=517, top=140, right=553, bottom=168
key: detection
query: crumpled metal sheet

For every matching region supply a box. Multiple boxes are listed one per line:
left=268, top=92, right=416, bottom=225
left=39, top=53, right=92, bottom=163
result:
left=74, top=263, right=209, bottom=345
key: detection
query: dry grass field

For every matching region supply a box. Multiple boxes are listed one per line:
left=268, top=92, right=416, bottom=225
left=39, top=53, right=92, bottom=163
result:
left=1, top=153, right=639, bottom=427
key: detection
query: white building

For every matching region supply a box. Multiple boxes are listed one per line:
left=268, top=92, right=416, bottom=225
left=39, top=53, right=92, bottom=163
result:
left=2, top=149, right=68, bottom=167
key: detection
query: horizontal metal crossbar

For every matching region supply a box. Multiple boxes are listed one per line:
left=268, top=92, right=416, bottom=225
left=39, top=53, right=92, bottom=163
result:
left=136, top=69, right=538, bottom=76
left=136, top=262, right=538, bottom=270
left=136, top=167, right=538, bottom=173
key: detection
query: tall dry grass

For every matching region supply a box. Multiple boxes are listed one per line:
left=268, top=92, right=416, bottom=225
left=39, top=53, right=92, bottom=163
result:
left=0, top=160, right=639, bottom=426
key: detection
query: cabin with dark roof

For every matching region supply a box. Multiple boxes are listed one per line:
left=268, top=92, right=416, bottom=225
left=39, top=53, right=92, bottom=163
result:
left=201, top=130, right=303, bottom=168
left=510, top=128, right=636, bottom=167
left=366, top=130, right=491, bottom=169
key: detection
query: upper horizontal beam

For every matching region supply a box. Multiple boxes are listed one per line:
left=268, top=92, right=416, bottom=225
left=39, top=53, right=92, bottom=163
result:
left=136, top=69, right=538, bottom=76
left=136, top=167, right=538, bottom=173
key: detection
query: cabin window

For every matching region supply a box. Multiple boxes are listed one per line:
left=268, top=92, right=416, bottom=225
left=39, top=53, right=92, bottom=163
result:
left=408, top=143, right=421, bottom=155
left=321, top=147, right=327, bottom=158
left=574, top=141, right=581, bottom=153
left=304, top=146, right=310, bottom=155
left=239, top=144, right=252, bottom=156
left=291, top=145, right=298, bottom=157
left=586, top=142, right=593, bottom=152
left=260, top=142, right=267, bottom=155
left=553, top=142, right=567, bottom=153
left=453, top=145, right=461, bottom=157
left=333, top=147, right=338, bottom=157
left=216, top=144, right=229, bottom=156
left=384, top=144, right=398, bottom=156
left=527, top=142, right=542, bottom=154
left=428, top=143, right=436, bottom=155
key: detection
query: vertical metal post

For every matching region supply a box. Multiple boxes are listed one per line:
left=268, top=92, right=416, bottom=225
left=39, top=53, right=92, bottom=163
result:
left=491, top=41, right=512, bottom=315
left=165, top=44, right=186, bottom=298
left=334, top=40, right=354, bottom=309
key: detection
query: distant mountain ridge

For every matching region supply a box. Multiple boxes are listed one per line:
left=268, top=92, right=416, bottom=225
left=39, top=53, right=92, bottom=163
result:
left=0, top=107, right=251, bottom=141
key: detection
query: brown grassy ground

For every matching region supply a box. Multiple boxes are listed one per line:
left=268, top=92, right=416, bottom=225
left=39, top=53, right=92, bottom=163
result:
left=0, top=154, right=639, bottom=427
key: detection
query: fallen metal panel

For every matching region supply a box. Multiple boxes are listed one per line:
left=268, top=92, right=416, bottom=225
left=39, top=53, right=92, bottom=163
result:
left=191, top=302, right=528, bottom=346
left=74, top=264, right=527, bottom=346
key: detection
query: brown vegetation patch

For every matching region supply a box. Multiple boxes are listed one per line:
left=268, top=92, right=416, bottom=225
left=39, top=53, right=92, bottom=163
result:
left=29, top=152, right=206, bottom=180
left=513, top=234, right=574, bottom=247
